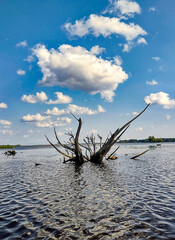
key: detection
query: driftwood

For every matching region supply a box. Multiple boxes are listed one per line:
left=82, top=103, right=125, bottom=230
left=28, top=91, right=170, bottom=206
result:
left=35, top=162, right=42, bottom=166
left=131, top=149, right=149, bottom=159
left=106, top=146, right=120, bottom=160
left=4, top=150, right=16, bottom=156
left=46, top=104, right=150, bottom=164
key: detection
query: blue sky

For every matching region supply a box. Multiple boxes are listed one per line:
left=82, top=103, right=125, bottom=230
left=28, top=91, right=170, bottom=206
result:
left=0, top=0, right=175, bottom=145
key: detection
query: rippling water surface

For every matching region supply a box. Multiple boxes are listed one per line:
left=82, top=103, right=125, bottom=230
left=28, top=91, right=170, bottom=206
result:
left=0, top=143, right=175, bottom=239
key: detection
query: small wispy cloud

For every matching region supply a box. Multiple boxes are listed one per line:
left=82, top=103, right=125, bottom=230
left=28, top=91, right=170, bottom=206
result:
left=122, top=42, right=133, bottom=52
left=136, top=127, right=143, bottom=131
left=149, top=7, right=156, bottom=12
left=137, top=37, right=148, bottom=45
left=90, top=129, right=98, bottom=135
left=0, top=102, right=8, bottom=109
left=132, top=112, right=139, bottom=116
left=0, top=119, right=12, bottom=125
left=121, top=37, right=148, bottom=53
left=24, top=134, right=29, bottom=138
left=16, top=40, right=28, bottom=47
left=146, top=80, right=158, bottom=86
left=24, top=55, right=34, bottom=62
left=152, top=56, right=160, bottom=61
left=56, top=131, right=64, bottom=136
left=0, top=129, right=13, bottom=135
left=166, top=115, right=171, bottom=120
left=17, top=69, right=26, bottom=75
left=114, top=56, right=123, bottom=66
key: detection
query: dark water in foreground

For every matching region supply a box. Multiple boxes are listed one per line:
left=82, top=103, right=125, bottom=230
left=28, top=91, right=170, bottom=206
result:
left=0, top=144, right=175, bottom=240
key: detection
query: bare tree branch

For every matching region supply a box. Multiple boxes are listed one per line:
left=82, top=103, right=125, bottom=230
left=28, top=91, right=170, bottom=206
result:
left=131, top=149, right=149, bottom=159
left=107, top=146, right=120, bottom=160
left=45, top=135, right=72, bottom=158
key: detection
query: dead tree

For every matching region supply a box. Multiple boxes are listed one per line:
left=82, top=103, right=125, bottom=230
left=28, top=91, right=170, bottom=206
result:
left=46, top=104, right=150, bottom=164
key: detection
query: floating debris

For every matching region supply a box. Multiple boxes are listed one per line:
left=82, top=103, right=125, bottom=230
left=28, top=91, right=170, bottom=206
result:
left=4, top=150, right=16, bottom=156
left=35, top=162, right=42, bottom=166
left=149, top=145, right=157, bottom=149
left=108, top=155, right=118, bottom=160
left=131, top=149, right=149, bottom=160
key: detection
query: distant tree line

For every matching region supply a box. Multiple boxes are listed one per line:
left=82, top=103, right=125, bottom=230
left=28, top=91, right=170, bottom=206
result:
left=0, top=145, right=21, bottom=149
left=119, top=136, right=175, bottom=143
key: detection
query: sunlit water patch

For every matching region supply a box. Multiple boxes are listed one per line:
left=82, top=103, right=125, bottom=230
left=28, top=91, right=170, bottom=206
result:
left=0, top=144, right=175, bottom=239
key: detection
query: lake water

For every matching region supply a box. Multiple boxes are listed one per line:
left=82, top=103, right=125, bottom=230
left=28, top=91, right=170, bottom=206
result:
left=0, top=143, right=175, bottom=239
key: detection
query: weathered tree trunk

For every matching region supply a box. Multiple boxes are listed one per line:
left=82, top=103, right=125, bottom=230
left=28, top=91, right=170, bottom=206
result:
left=73, top=117, right=86, bottom=164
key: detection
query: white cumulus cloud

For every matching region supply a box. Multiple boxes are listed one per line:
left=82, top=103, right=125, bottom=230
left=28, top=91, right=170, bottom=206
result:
left=45, top=104, right=105, bottom=116
left=16, top=40, right=28, bottom=47
left=21, top=113, right=71, bottom=128
left=0, top=102, right=8, bottom=109
left=64, top=14, right=146, bottom=41
left=21, top=91, right=48, bottom=103
left=35, top=117, right=71, bottom=128
left=46, top=92, right=72, bottom=104
left=144, top=92, right=175, bottom=109
left=68, top=104, right=105, bottom=115
left=107, top=0, right=141, bottom=17
left=21, top=113, right=50, bottom=122
left=17, top=69, right=26, bottom=75
left=146, top=80, right=158, bottom=86
left=45, top=107, right=67, bottom=116
left=0, top=120, right=12, bottom=125
left=32, top=44, right=128, bottom=102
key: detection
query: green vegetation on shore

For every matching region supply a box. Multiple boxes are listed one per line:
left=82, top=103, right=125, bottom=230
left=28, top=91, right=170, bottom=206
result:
left=1, top=136, right=175, bottom=149
left=119, top=136, right=175, bottom=143
left=0, top=145, right=21, bottom=149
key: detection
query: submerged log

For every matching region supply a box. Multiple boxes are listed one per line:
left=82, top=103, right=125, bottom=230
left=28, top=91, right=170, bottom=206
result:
left=131, top=149, right=149, bottom=159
